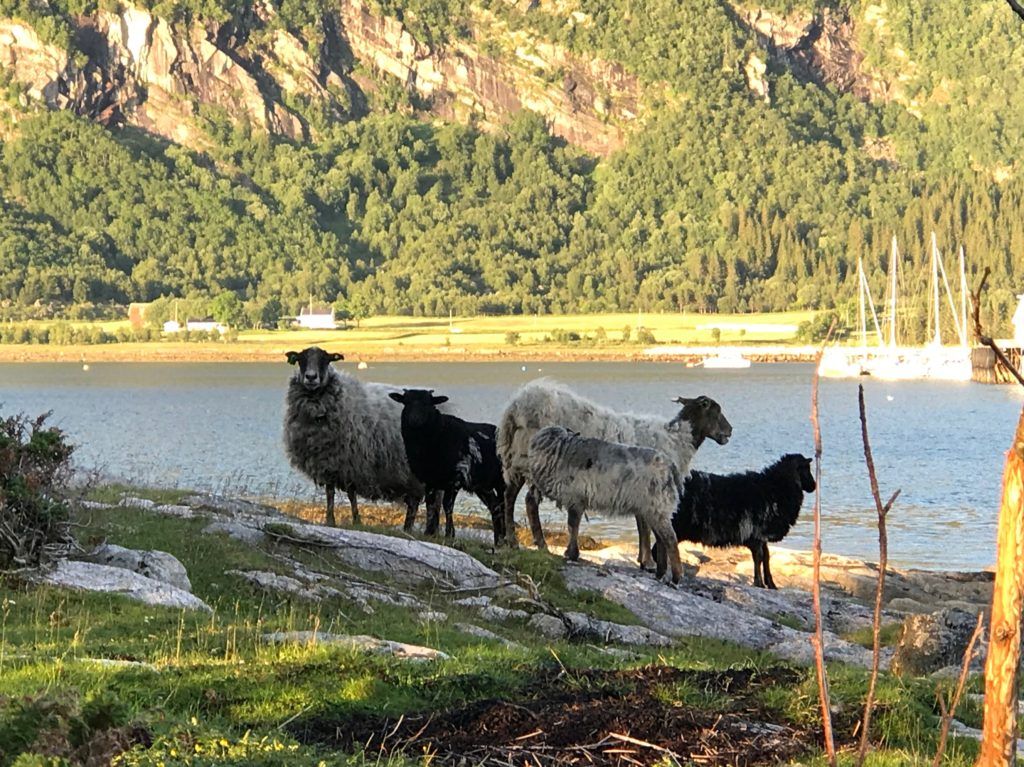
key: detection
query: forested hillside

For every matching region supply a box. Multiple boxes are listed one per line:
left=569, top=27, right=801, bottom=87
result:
left=0, top=0, right=1022, bottom=338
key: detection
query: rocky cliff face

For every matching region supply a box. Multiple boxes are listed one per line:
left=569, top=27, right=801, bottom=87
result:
left=337, top=0, right=642, bottom=156
left=0, top=1, right=895, bottom=154
left=0, top=0, right=643, bottom=154
left=0, top=5, right=353, bottom=145
left=734, top=3, right=895, bottom=103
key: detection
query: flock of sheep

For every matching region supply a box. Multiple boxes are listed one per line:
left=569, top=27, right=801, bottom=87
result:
left=283, top=346, right=817, bottom=589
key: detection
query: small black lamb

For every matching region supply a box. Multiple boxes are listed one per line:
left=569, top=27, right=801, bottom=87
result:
left=668, top=453, right=816, bottom=589
left=388, top=389, right=507, bottom=543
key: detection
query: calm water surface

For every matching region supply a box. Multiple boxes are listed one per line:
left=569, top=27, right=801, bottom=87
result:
left=2, top=360, right=1021, bottom=570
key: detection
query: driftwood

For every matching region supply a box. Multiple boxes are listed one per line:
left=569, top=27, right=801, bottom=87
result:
left=856, top=384, right=901, bottom=766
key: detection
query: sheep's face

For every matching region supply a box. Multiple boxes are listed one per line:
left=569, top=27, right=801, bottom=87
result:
left=286, top=347, right=343, bottom=392
left=673, top=395, right=732, bottom=446
left=780, top=453, right=816, bottom=493
left=388, top=389, right=448, bottom=428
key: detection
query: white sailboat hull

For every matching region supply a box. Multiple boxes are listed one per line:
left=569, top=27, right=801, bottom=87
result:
left=818, top=346, right=972, bottom=381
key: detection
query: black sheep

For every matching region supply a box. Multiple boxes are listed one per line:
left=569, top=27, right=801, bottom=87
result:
left=669, top=453, right=816, bottom=589
left=388, top=389, right=507, bottom=543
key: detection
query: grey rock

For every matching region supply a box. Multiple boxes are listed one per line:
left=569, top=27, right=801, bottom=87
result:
left=454, top=623, right=523, bottom=648
left=203, top=519, right=266, bottom=545
left=479, top=605, right=530, bottom=622
left=563, top=563, right=873, bottom=667
left=82, top=543, right=192, bottom=592
left=182, top=493, right=281, bottom=516
left=261, top=631, right=449, bottom=661
left=891, top=608, right=984, bottom=677
left=39, top=560, right=211, bottom=612
left=528, top=613, right=566, bottom=639
left=259, top=519, right=500, bottom=590
left=419, top=610, right=448, bottom=623
left=454, top=595, right=493, bottom=608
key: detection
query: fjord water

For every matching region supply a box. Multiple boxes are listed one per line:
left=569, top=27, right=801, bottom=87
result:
left=2, top=360, right=1021, bottom=570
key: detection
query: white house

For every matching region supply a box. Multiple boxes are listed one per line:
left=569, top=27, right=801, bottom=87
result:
left=1014, top=294, right=1024, bottom=345
left=163, top=320, right=182, bottom=333
left=185, top=319, right=227, bottom=334
left=296, top=305, right=336, bottom=330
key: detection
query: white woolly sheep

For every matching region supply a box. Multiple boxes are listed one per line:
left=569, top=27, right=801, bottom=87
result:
left=496, top=379, right=732, bottom=556
left=527, top=426, right=685, bottom=583
left=282, top=346, right=433, bottom=528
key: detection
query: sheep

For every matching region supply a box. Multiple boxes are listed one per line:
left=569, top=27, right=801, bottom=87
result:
left=496, top=378, right=732, bottom=555
left=282, top=346, right=434, bottom=529
left=667, top=453, right=816, bottom=589
left=527, top=426, right=685, bottom=583
left=388, top=388, right=507, bottom=543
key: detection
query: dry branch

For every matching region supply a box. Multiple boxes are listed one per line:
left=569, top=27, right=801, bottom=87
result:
left=856, top=384, right=901, bottom=766
left=935, top=612, right=984, bottom=767
left=810, top=349, right=837, bottom=766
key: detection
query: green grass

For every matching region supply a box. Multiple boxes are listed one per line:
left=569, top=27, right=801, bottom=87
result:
left=842, top=622, right=904, bottom=650
left=0, top=487, right=988, bottom=766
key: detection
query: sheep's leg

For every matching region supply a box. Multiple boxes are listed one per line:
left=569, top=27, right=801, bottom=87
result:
left=525, top=485, right=547, bottom=550
left=650, top=518, right=682, bottom=585
left=502, top=475, right=523, bottom=548
left=403, top=492, right=422, bottom=532
left=347, top=489, right=360, bottom=525
left=325, top=484, right=337, bottom=527
left=477, top=488, right=505, bottom=545
left=636, top=517, right=655, bottom=571
left=748, top=543, right=765, bottom=588
left=422, top=491, right=441, bottom=536
left=761, top=542, right=777, bottom=590
left=564, top=505, right=583, bottom=562
left=442, top=487, right=457, bottom=539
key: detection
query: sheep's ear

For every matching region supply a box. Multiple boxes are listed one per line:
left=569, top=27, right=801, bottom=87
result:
left=329, top=352, right=344, bottom=362
left=672, top=396, right=692, bottom=406
left=431, top=395, right=449, bottom=405
left=285, top=351, right=301, bottom=365
left=388, top=392, right=405, bottom=404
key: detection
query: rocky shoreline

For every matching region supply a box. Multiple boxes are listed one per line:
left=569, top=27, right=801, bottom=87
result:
left=43, top=491, right=994, bottom=677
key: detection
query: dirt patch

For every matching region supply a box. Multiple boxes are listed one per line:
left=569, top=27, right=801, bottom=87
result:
left=289, top=666, right=813, bottom=766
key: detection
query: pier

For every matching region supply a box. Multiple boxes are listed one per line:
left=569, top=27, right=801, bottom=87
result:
left=972, top=345, right=1024, bottom=384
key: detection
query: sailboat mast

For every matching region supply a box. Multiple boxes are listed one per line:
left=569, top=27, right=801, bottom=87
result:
left=858, top=257, right=867, bottom=356
left=931, top=233, right=942, bottom=346
left=959, top=245, right=968, bottom=347
left=888, top=235, right=898, bottom=348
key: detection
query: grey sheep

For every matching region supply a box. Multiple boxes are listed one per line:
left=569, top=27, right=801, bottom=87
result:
left=282, top=346, right=431, bottom=528
left=528, top=426, right=685, bottom=583
left=496, top=378, right=732, bottom=561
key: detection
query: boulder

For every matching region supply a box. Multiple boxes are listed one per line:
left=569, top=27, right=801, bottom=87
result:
left=82, top=543, right=192, bottom=592
left=261, top=631, right=449, bottom=661
left=891, top=608, right=984, bottom=677
left=526, top=611, right=673, bottom=646
left=39, top=560, right=211, bottom=612
left=259, top=519, right=501, bottom=590
left=564, top=563, right=873, bottom=667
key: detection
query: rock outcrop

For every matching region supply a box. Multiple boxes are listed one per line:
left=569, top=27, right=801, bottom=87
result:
left=337, top=0, right=642, bottom=156
left=82, top=542, right=193, bottom=592
left=38, top=559, right=212, bottom=612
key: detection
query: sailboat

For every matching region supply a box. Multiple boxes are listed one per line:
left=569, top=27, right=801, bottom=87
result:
left=818, top=234, right=972, bottom=381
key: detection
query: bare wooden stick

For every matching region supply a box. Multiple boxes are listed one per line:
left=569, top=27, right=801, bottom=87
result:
left=977, top=407, right=1024, bottom=766
left=810, top=348, right=837, bottom=766
left=856, top=383, right=901, bottom=766
left=934, top=612, right=985, bottom=767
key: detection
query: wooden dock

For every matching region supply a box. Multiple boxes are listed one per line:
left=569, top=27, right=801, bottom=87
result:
left=972, top=345, right=1024, bottom=384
